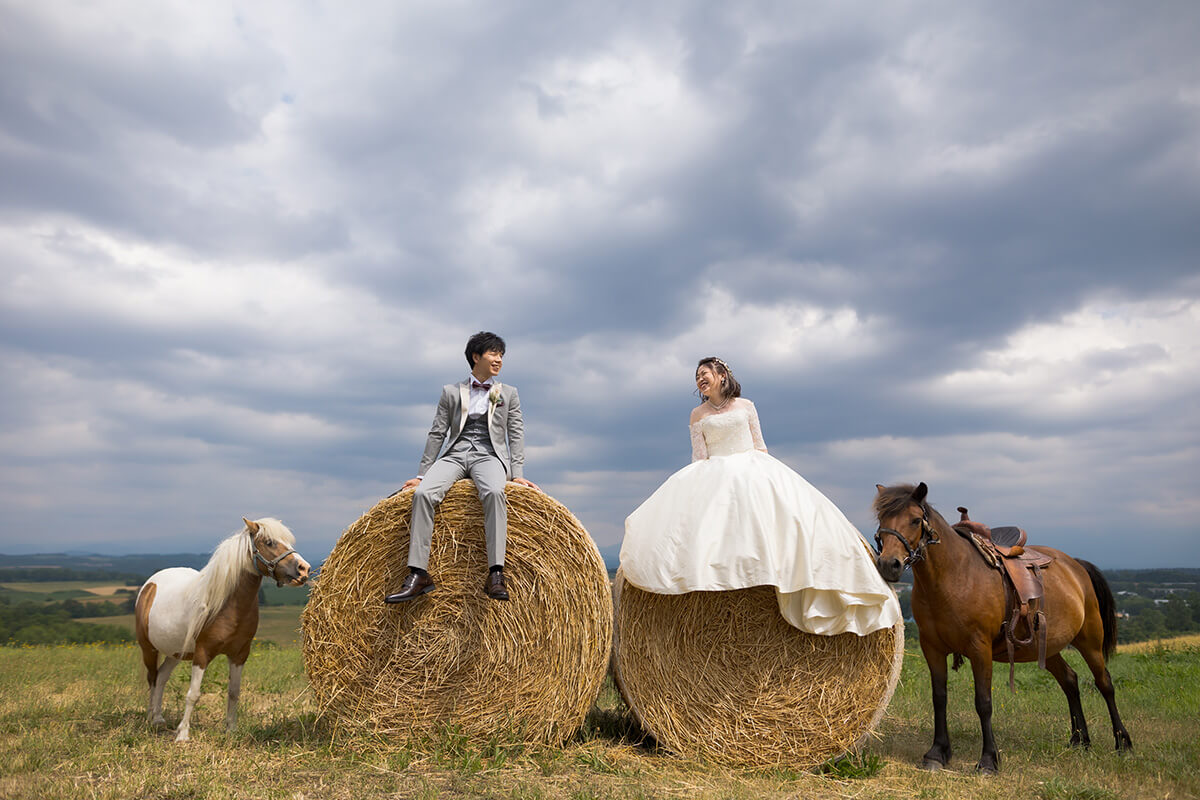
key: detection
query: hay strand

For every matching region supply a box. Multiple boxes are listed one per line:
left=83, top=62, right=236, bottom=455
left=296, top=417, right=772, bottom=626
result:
left=612, top=570, right=903, bottom=767
left=301, top=481, right=613, bottom=745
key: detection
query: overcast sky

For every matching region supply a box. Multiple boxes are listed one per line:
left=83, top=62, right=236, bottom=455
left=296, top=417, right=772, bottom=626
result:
left=2, top=1, right=1198, bottom=569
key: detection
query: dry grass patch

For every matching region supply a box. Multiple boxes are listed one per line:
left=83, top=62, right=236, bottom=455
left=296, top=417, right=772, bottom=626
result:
left=1118, top=632, right=1200, bottom=654
left=82, top=585, right=129, bottom=596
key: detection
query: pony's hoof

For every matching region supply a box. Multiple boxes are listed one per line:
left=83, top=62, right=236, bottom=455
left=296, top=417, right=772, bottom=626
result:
left=975, top=760, right=999, bottom=775
left=920, top=759, right=944, bottom=771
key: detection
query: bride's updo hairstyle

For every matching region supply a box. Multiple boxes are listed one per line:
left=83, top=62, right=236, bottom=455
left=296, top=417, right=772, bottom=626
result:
left=696, top=357, right=741, bottom=401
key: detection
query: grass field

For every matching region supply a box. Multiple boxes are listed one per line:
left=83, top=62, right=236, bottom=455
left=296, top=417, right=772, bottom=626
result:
left=0, top=581, right=136, bottom=594
left=5, top=578, right=307, bottom=644
left=0, top=637, right=1196, bottom=800
left=77, top=607, right=306, bottom=646
left=0, top=579, right=137, bottom=607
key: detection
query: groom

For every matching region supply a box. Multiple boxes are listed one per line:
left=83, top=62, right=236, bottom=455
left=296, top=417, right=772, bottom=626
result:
left=385, top=331, right=539, bottom=603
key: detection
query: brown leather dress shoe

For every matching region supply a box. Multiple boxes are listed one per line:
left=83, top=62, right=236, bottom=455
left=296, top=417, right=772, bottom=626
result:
left=384, top=572, right=435, bottom=603
left=484, top=569, right=509, bottom=601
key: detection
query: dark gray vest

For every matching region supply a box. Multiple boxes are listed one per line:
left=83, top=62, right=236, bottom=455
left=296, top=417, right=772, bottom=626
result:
left=446, top=413, right=496, bottom=457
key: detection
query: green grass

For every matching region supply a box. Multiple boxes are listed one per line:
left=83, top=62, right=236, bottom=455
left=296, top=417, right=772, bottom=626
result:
left=0, top=586, right=95, bottom=603
left=11, top=578, right=310, bottom=645
left=75, top=606, right=304, bottom=645
left=0, top=581, right=133, bottom=594
left=0, top=641, right=1196, bottom=799
left=2, top=578, right=298, bottom=607
left=0, top=580, right=139, bottom=606
left=0, top=586, right=50, bottom=603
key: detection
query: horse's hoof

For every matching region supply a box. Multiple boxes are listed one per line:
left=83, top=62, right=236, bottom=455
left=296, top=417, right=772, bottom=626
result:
left=921, top=759, right=944, bottom=771
left=975, top=760, right=999, bottom=775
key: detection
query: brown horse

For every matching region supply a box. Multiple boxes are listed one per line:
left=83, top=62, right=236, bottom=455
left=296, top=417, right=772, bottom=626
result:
left=873, top=483, right=1131, bottom=773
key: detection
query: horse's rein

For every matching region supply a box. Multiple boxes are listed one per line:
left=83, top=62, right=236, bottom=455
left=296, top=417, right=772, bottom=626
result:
left=875, top=505, right=940, bottom=569
left=246, top=534, right=298, bottom=587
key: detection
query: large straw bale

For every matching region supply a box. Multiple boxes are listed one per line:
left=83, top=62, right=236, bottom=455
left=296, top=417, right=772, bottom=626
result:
left=301, top=480, right=612, bottom=745
left=612, top=570, right=904, bottom=768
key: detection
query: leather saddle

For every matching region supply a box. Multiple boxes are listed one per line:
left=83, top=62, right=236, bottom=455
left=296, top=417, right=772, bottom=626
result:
left=954, top=507, right=1055, bottom=691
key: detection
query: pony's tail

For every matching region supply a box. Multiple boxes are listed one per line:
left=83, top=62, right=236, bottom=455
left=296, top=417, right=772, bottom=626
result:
left=1079, top=559, right=1117, bottom=659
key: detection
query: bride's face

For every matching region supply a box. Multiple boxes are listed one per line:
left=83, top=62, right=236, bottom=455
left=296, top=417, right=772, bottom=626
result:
left=696, top=365, right=722, bottom=398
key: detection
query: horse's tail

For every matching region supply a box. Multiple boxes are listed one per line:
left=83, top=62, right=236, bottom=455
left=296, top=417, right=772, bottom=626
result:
left=1079, top=559, right=1117, bottom=660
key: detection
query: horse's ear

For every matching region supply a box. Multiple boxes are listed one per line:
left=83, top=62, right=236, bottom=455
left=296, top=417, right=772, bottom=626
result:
left=876, top=484, right=886, bottom=494
left=243, top=517, right=260, bottom=535
left=912, top=482, right=928, bottom=503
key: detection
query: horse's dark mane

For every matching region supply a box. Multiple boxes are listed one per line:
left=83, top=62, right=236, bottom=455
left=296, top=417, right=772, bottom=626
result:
left=928, top=506, right=951, bottom=531
left=874, top=484, right=926, bottom=519
left=873, top=484, right=916, bottom=520
left=873, top=484, right=953, bottom=531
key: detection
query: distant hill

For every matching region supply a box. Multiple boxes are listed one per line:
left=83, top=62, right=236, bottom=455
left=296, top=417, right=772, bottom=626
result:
left=1105, top=568, right=1200, bottom=584
left=0, top=552, right=311, bottom=606
left=0, top=552, right=211, bottom=583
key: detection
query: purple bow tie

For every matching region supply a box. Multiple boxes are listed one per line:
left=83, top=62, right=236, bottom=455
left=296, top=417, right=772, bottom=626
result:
left=472, top=381, right=492, bottom=391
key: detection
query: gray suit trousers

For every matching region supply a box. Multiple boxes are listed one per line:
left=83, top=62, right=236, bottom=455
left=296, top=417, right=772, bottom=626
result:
left=408, top=451, right=507, bottom=571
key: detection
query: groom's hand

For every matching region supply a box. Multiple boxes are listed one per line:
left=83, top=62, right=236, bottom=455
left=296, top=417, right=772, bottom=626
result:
left=512, top=477, right=541, bottom=492
left=401, top=477, right=422, bottom=490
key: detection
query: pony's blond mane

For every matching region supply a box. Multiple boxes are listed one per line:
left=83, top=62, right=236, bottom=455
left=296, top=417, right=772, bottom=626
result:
left=182, top=518, right=295, bottom=653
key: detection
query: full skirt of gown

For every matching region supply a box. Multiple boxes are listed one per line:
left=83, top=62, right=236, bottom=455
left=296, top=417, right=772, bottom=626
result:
left=620, top=450, right=901, bottom=636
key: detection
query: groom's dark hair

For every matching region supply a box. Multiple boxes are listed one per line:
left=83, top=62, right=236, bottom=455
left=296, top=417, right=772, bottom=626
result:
left=465, top=331, right=506, bottom=367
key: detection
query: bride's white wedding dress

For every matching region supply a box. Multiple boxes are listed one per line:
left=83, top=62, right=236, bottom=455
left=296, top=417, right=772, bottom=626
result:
left=620, top=401, right=901, bottom=636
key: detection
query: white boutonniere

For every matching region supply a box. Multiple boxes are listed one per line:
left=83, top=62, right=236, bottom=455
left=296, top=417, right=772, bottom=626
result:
left=488, top=386, right=503, bottom=408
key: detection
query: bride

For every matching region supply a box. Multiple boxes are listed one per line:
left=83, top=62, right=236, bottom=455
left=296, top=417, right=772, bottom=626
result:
left=620, top=357, right=901, bottom=636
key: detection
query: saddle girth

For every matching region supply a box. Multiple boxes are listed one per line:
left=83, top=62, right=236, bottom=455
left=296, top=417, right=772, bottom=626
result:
left=955, top=507, right=1054, bottom=692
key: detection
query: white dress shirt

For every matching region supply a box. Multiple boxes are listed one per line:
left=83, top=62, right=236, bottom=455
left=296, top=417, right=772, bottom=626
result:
left=467, top=376, right=494, bottom=415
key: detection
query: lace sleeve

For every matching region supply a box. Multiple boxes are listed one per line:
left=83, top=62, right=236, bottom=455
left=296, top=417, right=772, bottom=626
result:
left=690, top=422, right=708, bottom=462
left=747, top=402, right=768, bottom=453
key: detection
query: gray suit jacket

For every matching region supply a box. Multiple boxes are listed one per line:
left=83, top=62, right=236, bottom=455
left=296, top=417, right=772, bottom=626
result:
left=418, top=380, right=525, bottom=480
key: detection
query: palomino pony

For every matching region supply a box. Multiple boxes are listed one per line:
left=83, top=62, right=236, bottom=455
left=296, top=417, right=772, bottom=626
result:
left=873, top=483, right=1131, bottom=773
left=135, top=517, right=309, bottom=742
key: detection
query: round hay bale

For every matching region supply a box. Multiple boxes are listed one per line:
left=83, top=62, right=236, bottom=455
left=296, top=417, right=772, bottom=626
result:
left=612, top=569, right=904, bottom=768
left=301, top=480, right=612, bottom=745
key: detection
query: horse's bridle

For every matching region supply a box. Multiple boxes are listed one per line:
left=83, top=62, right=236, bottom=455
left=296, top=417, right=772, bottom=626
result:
left=875, top=504, right=940, bottom=570
left=247, top=534, right=298, bottom=587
